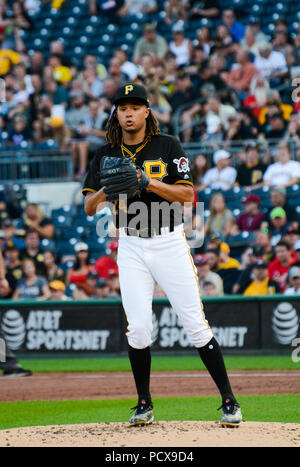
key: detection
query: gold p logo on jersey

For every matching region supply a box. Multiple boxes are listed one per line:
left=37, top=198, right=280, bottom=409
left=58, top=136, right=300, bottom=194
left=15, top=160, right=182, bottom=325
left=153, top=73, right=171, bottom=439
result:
left=125, top=85, right=134, bottom=95
left=143, top=160, right=167, bottom=180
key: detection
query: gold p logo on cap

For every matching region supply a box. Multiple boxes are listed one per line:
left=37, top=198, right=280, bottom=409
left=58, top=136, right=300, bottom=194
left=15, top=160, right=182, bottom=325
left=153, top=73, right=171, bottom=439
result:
left=125, top=84, right=134, bottom=95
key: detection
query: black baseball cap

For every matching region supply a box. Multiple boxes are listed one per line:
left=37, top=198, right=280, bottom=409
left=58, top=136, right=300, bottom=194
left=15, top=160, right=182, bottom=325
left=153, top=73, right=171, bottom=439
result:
left=253, top=261, right=268, bottom=269
left=113, top=83, right=150, bottom=107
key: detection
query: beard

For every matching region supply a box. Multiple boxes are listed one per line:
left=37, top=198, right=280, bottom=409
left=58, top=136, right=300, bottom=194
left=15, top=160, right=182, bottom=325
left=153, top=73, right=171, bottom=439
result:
left=254, top=88, right=268, bottom=106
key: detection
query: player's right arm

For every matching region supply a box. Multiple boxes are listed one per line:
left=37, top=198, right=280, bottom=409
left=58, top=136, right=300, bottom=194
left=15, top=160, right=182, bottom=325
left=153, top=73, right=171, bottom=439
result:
left=84, top=190, right=107, bottom=217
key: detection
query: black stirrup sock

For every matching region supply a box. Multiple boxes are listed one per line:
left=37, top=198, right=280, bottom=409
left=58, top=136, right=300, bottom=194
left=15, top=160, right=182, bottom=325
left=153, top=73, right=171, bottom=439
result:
left=197, top=337, right=236, bottom=404
left=128, top=345, right=152, bottom=403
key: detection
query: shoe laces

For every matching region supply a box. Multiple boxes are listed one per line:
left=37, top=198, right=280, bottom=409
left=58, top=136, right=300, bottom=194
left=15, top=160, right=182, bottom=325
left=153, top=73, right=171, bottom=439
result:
left=131, top=399, right=152, bottom=414
left=218, top=398, right=239, bottom=414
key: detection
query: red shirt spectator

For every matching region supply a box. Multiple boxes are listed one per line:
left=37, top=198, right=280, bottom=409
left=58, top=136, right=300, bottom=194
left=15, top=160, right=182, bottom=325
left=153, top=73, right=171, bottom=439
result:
left=236, top=194, right=264, bottom=232
left=94, top=240, right=119, bottom=279
left=268, top=240, right=296, bottom=291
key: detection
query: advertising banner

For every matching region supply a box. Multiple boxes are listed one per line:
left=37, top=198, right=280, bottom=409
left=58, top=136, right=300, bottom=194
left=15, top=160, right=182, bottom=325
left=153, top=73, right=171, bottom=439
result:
left=0, top=296, right=299, bottom=354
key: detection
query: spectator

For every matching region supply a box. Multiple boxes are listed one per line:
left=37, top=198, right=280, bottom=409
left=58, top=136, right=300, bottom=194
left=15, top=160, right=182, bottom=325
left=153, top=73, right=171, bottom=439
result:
left=65, top=242, right=93, bottom=294
left=201, top=149, right=237, bottom=191
left=205, top=248, right=220, bottom=273
left=119, top=0, right=158, bottom=16
left=81, top=67, right=105, bottom=99
left=7, top=114, right=33, bottom=146
left=206, top=96, right=238, bottom=133
left=285, top=111, right=300, bottom=143
left=43, top=249, right=65, bottom=283
left=191, top=153, right=210, bottom=190
left=65, top=90, right=90, bottom=177
left=48, top=280, right=69, bottom=300
left=222, top=9, right=245, bottom=42
left=243, top=75, right=271, bottom=119
left=195, top=27, right=215, bottom=58
left=204, top=192, right=235, bottom=237
left=222, top=49, right=259, bottom=96
left=202, top=281, right=218, bottom=297
left=12, top=258, right=50, bottom=300
left=284, top=265, right=300, bottom=295
left=113, top=49, right=138, bottom=81
left=282, top=225, right=300, bottom=251
left=44, top=77, right=69, bottom=108
left=133, top=23, right=168, bottom=65
left=169, top=22, right=193, bottom=67
left=218, top=242, right=241, bottom=293
left=232, top=244, right=269, bottom=294
left=107, top=56, right=129, bottom=88
left=49, top=40, right=72, bottom=68
left=94, top=240, right=119, bottom=279
left=235, top=142, right=267, bottom=190
left=272, top=30, right=293, bottom=60
left=82, top=54, right=107, bottom=81
left=243, top=261, right=280, bottom=296
left=84, top=269, right=99, bottom=297
left=3, top=241, right=23, bottom=297
left=29, top=51, right=44, bottom=75
left=147, top=85, right=171, bottom=133
left=2, top=218, right=25, bottom=249
left=246, top=17, right=268, bottom=44
left=188, top=0, right=219, bottom=19
left=164, top=0, right=187, bottom=25
left=241, top=26, right=261, bottom=58
left=262, top=187, right=299, bottom=231
left=213, top=24, right=235, bottom=57
left=265, top=113, right=287, bottom=140
left=236, top=194, right=264, bottom=233
left=224, top=113, right=257, bottom=143
left=20, top=230, right=46, bottom=276
left=254, top=41, right=288, bottom=87
left=268, top=240, right=296, bottom=291
left=194, top=253, right=224, bottom=296
left=107, top=272, right=121, bottom=298
left=21, top=203, right=55, bottom=240
left=72, top=98, right=108, bottom=178
left=255, top=231, right=273, bottom=262
left=92, top=277, right=111, bottom=299
left=218, top=242, right=240, bottom=270
left=263, top=143, right=300, bottom=188
left=268, top=207, right=292, bottom=247
left=170, top=71, right=201, bottom=142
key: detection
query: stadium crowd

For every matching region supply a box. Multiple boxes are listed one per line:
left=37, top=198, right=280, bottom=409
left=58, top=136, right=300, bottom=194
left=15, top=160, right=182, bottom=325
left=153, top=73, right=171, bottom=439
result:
left=0, top=0, right=300, bottom=299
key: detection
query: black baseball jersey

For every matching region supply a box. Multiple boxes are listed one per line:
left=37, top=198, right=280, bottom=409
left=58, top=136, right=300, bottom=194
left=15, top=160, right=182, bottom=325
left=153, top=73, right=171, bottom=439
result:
left=82, top=133, right=193, bottom=232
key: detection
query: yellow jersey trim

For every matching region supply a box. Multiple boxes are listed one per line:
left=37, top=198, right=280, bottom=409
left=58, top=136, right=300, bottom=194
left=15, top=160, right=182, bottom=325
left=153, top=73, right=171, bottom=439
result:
left=174, top=180, right=194, bottom=187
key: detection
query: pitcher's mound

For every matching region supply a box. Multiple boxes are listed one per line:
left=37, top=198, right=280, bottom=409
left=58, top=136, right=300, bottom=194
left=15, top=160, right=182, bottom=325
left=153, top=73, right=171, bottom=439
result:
left=1, top=421, right=299, bottom=447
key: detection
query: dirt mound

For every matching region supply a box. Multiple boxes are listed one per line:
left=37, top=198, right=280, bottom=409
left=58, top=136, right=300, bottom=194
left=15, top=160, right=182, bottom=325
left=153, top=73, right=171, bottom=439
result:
left=1, top=421, right=299, bottom=447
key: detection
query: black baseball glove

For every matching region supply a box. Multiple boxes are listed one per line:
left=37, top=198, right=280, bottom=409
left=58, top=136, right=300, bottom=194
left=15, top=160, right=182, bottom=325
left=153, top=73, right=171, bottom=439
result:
left=99, top=156, right=150, bottom=202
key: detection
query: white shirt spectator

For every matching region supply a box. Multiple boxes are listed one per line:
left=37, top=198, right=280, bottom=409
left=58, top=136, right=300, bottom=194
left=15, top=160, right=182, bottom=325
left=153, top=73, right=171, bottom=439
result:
left=202, top=166, right=237, bottom=191
left=283, top=287, right=300, bottom=295
left=254, top=50, right=287, bottom=79
left=263, top=160, right=300, bottom=187
left=120, top=60, right=138, bottom=80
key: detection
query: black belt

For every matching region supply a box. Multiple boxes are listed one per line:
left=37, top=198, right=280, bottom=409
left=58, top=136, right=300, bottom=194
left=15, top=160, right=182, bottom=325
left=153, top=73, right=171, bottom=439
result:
left=119, top=224, right=181, bottom=238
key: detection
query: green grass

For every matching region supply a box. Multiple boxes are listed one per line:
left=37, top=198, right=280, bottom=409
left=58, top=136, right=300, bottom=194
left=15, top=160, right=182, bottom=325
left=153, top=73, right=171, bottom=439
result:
left=0, top=395, right=299, bottom=430
left=18, top=355, right=299, bottom=373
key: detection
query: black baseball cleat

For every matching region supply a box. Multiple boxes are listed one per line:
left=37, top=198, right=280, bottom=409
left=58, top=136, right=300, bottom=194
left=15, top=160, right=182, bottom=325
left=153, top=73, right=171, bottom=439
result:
left=2, top=368, right=33, bottom=377
left=129, top=399, right=154, bottom=427
left=218, top=399, right=242, bottom=428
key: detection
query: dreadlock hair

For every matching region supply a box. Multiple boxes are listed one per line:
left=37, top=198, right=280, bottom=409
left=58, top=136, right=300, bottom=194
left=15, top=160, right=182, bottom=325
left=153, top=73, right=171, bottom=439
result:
left=105, top=106, right=160, bottom=147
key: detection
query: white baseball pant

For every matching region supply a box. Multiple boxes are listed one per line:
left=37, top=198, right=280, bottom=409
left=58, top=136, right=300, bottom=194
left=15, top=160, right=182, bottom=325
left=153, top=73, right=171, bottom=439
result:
left=117, top=224, right=214, bottom=349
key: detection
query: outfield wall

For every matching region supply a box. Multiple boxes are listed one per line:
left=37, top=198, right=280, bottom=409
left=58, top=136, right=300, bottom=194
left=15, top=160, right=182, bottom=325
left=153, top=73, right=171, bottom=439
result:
left=0, top=296, right=299, bottom=355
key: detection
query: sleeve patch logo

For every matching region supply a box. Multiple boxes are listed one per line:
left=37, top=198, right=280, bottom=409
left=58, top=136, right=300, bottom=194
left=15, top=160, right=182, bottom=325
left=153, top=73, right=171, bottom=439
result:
left=173, top=157, right=190, bottom=173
